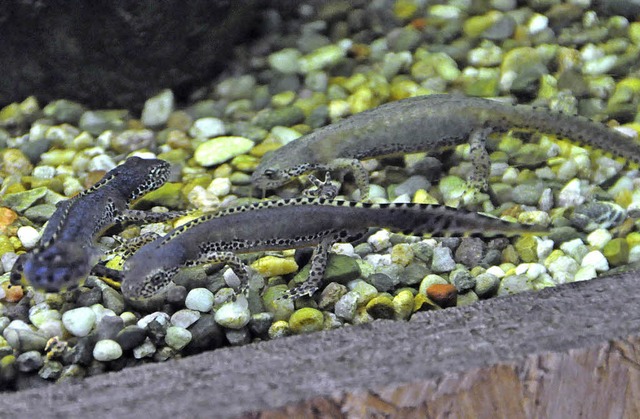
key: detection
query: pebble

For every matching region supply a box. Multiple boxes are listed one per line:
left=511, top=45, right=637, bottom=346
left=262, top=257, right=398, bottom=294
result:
left=171, top=309, right=201, bottom=328
left=225, top=328, right=251, bottom=346
left=393, top=290, right=414, bottom=320
left=574, top=265, right=598, bottom=282
left=214, top=295, right=251, bottom=329
left=141, top=89, right=175, bottom=127
left=268, top=321, right=290, bottom=339
left=15, top=226, right=39, bottom=250
left=497, top=274, right=534, bottom=295
left=365, top=295, right=396, bottom=320
left=185, top=288, right=214, bottom=312
left=189, top=117, right=226, bottom=139
left=318, top=282, right=348, bottom=310
left=96, top=315, right=124, bottom=340
left=334, top=291, right=359, bottom=321
left=137, top=312, right=170, bottom=330
left=450, top=268, right=475, bottom=292
left=474, top=273, right=500, bottom=298
left=16, top=350, right=44, bottom=372
left=251, top=256, right=298, bottom=277
left=546, top=255, right=579, bottom=284
left=165, top=326, right=192, bottom=350
left=426, top=284, right=458, bottom=308
left=431, top=246, right=456, bottom=273
left=92, top=339, right=123, bottom=362
left=367, top=229, right=392, bottom=251
left=586, top=228, right=613, bottom=249
left=62, top=307, right=96, bottom=337
left=185, top=314, right=225, bottom=353
left=194, top=136, right=254, bottom=166
left=115, top=326, right=147, bottom=351
left=289, top=307, right=324, bottom=334
left=133, top=340, right=156, bottom=359
left=581, top=250, right=609, bottom=272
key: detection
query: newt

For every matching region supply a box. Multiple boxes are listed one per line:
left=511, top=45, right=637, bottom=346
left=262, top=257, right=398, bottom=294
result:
left=251, top=94, right=640, bottom=198
left=120, top=196, right=548, bottom=301
left=10, top=157, right=181, bottom=292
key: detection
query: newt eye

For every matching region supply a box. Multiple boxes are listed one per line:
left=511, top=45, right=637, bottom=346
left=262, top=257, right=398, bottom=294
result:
left=263, top=169, right=277, bottom=179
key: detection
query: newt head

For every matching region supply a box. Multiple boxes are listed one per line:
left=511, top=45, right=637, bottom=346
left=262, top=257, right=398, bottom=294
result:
left=20, top=242, right=97, bottom=292
left=251, top=161, right=316, bottom=192
left=111, top=157, right=172, bottom=202
left=120, top=244, right=185, bottom=301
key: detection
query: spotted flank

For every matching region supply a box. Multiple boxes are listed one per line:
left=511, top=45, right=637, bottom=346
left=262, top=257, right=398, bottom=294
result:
left=120, top=196, right=548, bottom=301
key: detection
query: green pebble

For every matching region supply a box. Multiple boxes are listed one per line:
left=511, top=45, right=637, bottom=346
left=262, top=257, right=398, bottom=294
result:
left=350, top=280, right=378, bottom=305
left=262, top=285, right=295, bottom=321
left=2, top=149, right=33, bottom=175
left=463, top=11, right=503, bottom=38
left=268, top=48, right=302, bottom=74
left=289, top=307, right=324, bottom=334
left=456, top=291, right=479, bottom=306
left=268, top=320, right=291, bottom=339
left=393, top=290, right=414, bottom=320
left=299, top=44, right=346, bottom=73
left=461, top=68, right=500, bottom=97
left=365, top=295, right=395, bottom=319
left=43, top=99, right=86, bottom=124
left=251, top=106, right=305, bottom=130
left=474, top=273, right=500, bottom=298
left=2, top=187, right=48, bottom=212
left=0, top=234, right=14, bottom=254
left=137, top=182, right=184, bottom=208
left=194, top=136, right=254, bottom=167
left=165, top=326, right=192, bottom=350
left=0, top=103, right=25, bottom=127
left=293, top=254, right=361, bottom=286
left=79, top=110, right=129, bottom=135
left=603, top=238, right=629, bottom=267
left=230, top=154, right=259, bottom=172
left=514, top=236, right=538, bottom=263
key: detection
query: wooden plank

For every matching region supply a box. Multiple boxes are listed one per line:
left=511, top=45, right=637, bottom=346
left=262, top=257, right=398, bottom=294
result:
left=5, top=271, right=640, bottom=418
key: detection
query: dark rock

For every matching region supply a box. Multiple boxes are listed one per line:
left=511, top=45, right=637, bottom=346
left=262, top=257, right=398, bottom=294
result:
left=115, top=326, right=147, bottom=351
left=0, top=1, right=259, bottom=110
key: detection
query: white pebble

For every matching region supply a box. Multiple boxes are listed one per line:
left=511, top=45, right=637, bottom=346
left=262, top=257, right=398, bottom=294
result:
left=137, top=312, right=170, bottom=329
left=586, top=228, right=612, bottom=249
left=581, top=250, right=609, bottom=272
left=93, top=339, right=123, bottom=361
left=214, top=295, right=250, bottom=329
left=485, top=265, right=506, bottom=278
left=171, top=309, right=201, bottom=328
left=17, top=226, right=40, bottom=250
left=574, top=265, right=597, bottom=282
left=185, top=288, right=214, bottom=312
left=331, top=243, right=355, bottom=257
left=207, top=177, right=231, bottom=196
left=62, top=307, right=96, bottom=337
left=133, top=339, right=156, bottom=359
left=367, top=229, right=391, bottom=251
left=189, top=117, right=226, bottom=138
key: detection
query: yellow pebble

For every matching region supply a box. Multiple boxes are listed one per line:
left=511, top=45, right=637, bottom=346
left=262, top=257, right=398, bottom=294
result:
left=413, top=189, right=439, bottom=204
left=251, top=256, right=298, bottom=277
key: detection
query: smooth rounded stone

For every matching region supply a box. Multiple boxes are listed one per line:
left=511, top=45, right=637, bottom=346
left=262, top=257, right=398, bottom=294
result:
left=546, top=255, right=580, bottom=284
left=431, top=246, right=456, bottom=273
left=586, top=228, right=613, bottom=249
left=28, top=305, right=61, bottom=328
left=497, top=274, right=534, bottom=296
left=268, top=320, right=291, bottom=339
left=96, top=315, right=124, bottom=340
left=79, top=110, right=128, bottom=135
left=16, top=226, right=40, bottom=249
left=214, top=295, right=251, bottom=329
left=426, top=284, right=458, bottom=308
left=16, top=350, right=44, bottom=372
left=101, top=287, right=125, bottom=315
left=248, top=312, right=274, bottom=338
left=111, top=129, right=155, bottom=153
left=580, top=250, right=609, bottom=272
left=185, top=288, right=214, bottom=312
left=394, top=175, right=430, bottom=198
left=570, top=201, right=626, bottom=232
left=348, top=280, right=378, bottom=305
left=511, top=182, right=545, bottom=205
left=184, top=314, right=225, bottom=354
left=93, top=339, right=123, bottom=362
left=189, top=117, right=226, bottom=139
left=137, top=312, right=170, bottom=330
left=603, top=238, right=629, bottom=267
left=133, top=339, right=156, bottom=359
left=334, top=291, right=359, bottom=321
left=224, top=327, right=250, bottom=346
left=318, top=282, right=348, bottom=310
left=268, top=48, right=302, bottom=74
left=165, top=326, right=192, bottom=350
left=141, top=89, right=175, bottom=127
left=557, top=178, right=585, bottom=207
left=365, top=295, right=395, bottom=320
left=474, top=272, right=500, bottom=298
left=454, top=238, right=486, bottom=267
left=289, top=307, right=324, bottom=334
left=76, top=287, right=103, bottom=307
left=450, top=268, right=475, bottom=292
left=38, top=320, right=64, bottom=340
left=194, top=136, right=253, bottom=167
left=251, top=106, right=305, bottom=131
left=38, top=359, right=63, bottom=380
left=171, top=309, right=201, bottom=328
left=574, top=265, right=598, bottom=282
left=457, top=291, right=480, bottom=307
left=251, top=256, right=298, bottom=278
left=115, top=326, right=147, bottom=351
left=2, top=187, right=48, bottom=212
left=24, top=204, right=57, bottom=223
left=62, top=307, right=96, bottom=337
left=367, top=229, right=392, bottom=251
left=299, top=43, right=347, bottom=73
left=367, top=273, right=399, bottom=293
left=207, top=177, right=232, bottom=197
left=166, top=285, right=188, bottom=305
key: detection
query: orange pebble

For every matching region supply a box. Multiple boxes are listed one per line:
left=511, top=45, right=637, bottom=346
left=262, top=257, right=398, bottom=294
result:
left=0, top=207, right=18, bottom=233
left=2, top=282, right=24, bottom=303
left=426, top=283, right=457, bottom=308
